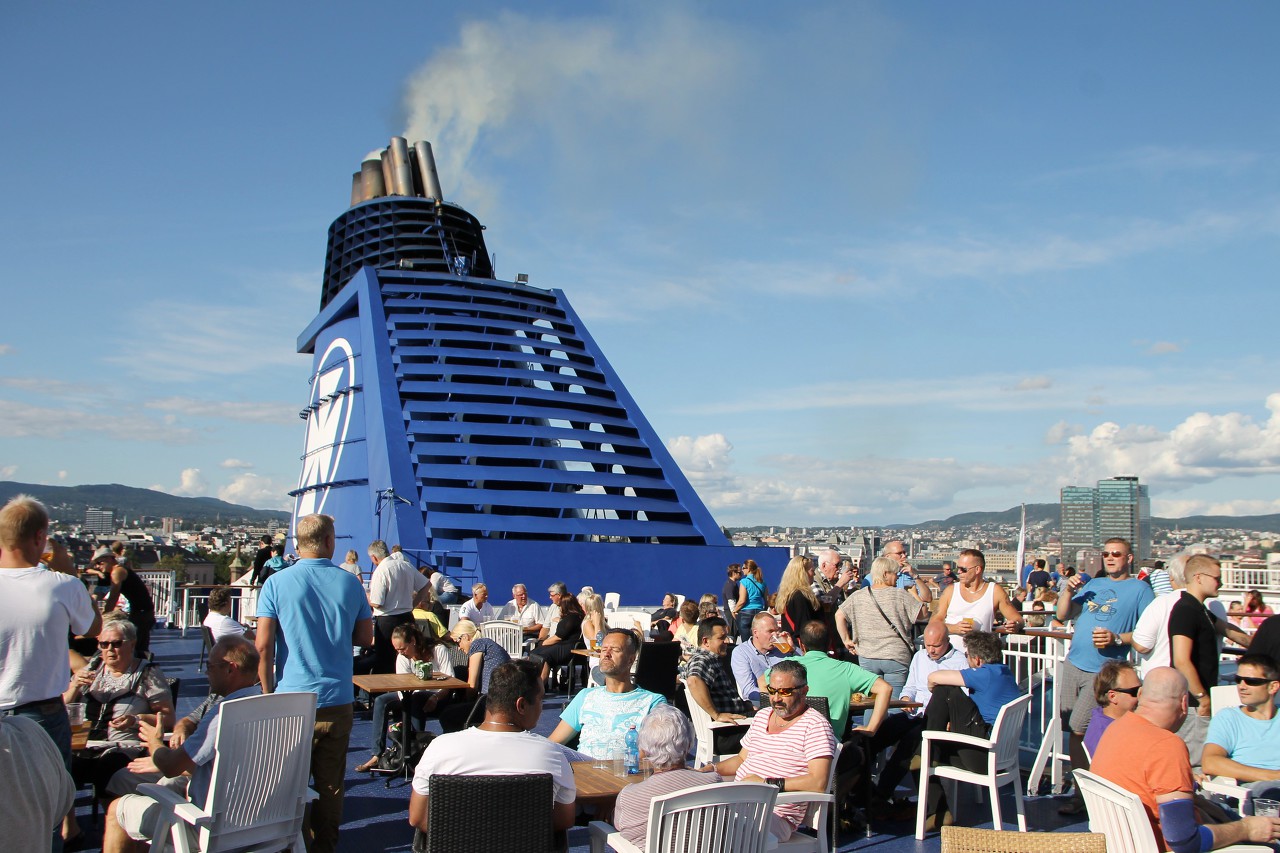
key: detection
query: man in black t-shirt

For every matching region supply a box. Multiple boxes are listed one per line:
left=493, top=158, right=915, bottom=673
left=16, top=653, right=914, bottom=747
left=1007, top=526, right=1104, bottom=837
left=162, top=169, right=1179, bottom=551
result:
left=1025, top=559, right=1052, bottom=596
left=722, top=564, right=742, bottom=625
left=1168, top=554, right=1252, bottom=766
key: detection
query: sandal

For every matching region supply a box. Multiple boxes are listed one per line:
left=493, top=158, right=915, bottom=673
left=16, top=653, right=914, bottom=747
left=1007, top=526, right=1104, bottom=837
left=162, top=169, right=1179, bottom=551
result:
left=355, top=755, right=381, bottom=773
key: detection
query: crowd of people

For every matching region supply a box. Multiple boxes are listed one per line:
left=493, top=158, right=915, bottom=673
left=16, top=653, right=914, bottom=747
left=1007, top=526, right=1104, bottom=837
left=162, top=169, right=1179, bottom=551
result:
left=10, top=491, right=1280, bottom=852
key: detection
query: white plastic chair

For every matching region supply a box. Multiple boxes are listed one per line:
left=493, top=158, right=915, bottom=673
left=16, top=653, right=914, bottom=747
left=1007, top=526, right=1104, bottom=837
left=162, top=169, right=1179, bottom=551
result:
left=774, top=741, right=842, bottom=853
left=138, top=691, right=318, bottom=852
left=479, top=619, right=525, bottom=658
left=587, top=781, right=776, bottom=853
left=1212, top=684, right=1242, bottom=716
left=1200, top=684, right=1252, bottom=812
left=604, top=592, right=621, bottom=612
left=915, top=694, right=1032, bottom=839
left=683, top=686, right=746, bottom=768
left=1076, top=769, right=1270, bottom=853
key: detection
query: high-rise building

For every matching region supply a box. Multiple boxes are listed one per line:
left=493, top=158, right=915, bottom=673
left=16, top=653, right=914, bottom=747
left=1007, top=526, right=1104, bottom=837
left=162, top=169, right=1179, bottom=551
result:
left=289, top=137, right=780, bottom=601
left=84, top=507, right=115, bottom=535
left=1059, top=476, right=1151, bottom=561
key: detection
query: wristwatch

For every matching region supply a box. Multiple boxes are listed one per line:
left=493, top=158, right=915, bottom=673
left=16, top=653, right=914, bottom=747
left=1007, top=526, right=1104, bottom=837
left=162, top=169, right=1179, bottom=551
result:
left=1194, top=691, right=1206, bottom=699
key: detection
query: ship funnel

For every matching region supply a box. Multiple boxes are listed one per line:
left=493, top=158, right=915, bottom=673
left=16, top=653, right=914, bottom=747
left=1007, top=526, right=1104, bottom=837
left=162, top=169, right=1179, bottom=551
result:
left=414, top=141, right=444, bottom=201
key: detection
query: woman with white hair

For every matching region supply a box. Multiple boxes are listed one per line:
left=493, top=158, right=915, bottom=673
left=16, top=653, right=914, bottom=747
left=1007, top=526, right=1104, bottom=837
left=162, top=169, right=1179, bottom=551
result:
left=612, top=704, right=719, bottom=850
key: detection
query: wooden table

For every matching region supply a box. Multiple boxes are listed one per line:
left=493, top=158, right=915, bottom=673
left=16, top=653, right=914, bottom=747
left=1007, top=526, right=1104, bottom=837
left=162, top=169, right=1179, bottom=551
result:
left=353, top=673, right=470, bottom=782
left=572, top=762, right=642, bottom=819
left=352, top=673, right=468, bottom=694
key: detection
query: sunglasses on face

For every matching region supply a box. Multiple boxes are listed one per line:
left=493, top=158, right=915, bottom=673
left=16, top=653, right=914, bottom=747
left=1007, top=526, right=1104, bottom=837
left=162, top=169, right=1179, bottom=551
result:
left=98, top=640, right=126, bottom=649
left=1109, top=685, right=1141, bottom=697
left=1233, top=675, right=1277, bottom=687
left=1101, top=551, right=1128, bottom=558
left=764, top=685, right=802, bottom=697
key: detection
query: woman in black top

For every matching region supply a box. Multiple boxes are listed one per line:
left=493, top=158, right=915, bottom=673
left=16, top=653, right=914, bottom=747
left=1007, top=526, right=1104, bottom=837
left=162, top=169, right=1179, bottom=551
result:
left=535, top=594, right=585, bottom=680
left=94, top=548, right=157, bottom=655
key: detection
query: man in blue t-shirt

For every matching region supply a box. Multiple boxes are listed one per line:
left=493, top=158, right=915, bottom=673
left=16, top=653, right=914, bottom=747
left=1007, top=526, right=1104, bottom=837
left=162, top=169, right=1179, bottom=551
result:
left=549, top=628, right=666, bottom=759
left=256, top=514, right=372, bottom=853
left=1054, top=536, right=1154, bottom=815
left=1203, top=654, right=1280, bottom=802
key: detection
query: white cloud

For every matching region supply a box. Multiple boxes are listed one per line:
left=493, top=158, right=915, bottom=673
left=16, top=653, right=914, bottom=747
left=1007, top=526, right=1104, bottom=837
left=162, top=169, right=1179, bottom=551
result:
left=0, top=465, right=16, bottom=478
left=220, top=458, right=254, bottom=470
left=0, top=398, right=196, bottom=443
left=0, top=344, right=12, bottom=355
left=218, top=473, right=292, bottom=510
left=667, top=432, right=1027, bottom=524
left=1034, top=146, right=1260, bottom=184
left=146, top=397, right=296, bottom=426
left=57, top=470, right=67, bottom=480
left=173, top=468, right=208, bottom=497
left=1015, top=376, right=1053, bottom=392
left=1154, top=498, right=1280, bottom=518
left=1148, top=341, right=1182, bottom=355
left=1059, top=393, right=1280, bottom=489
left=1045, top=421, right=1084, bottom=445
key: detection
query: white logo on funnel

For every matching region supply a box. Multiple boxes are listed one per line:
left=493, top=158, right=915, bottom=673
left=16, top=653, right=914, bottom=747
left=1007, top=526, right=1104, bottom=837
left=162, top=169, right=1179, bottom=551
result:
left=295, top=337, right=356, bottom=519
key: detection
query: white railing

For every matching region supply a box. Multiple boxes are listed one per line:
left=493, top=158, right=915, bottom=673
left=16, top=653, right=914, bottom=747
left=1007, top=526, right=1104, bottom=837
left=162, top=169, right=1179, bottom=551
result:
left=139, top=571, right=176, bottom=625
left=1003, top=629, right=1073, bottom=796
left=1222, top=565, right=1280, bottom=594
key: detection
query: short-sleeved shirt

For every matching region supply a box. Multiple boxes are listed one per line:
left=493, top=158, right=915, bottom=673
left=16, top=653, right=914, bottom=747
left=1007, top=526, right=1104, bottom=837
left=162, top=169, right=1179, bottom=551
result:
left=1083, top=707, right=1116, bottom=757
left=0, top=566, right=98, bottom=709
left=1027, top=570, right=1051, bottom=590
left=560, top=685, right=666, bottom=760
left=960, top=663, right=1022, bottom=725
left=1091, top=711, right=1193, bottom=852
left=1168, top=593, right=1219, bottom=706
left=458, top=598, right=496, bottom=624
left=256, top=557, right=372, bottom=708
left=837, top=586, right=921, bottom=664
left=722, top=579, right=740, bottom=618
left=1132, top=590, right=1186, bottom=677
left=614, top=768, right=718, bottom=849
left=368, top=554, right=427, bottom=616
left=202, top=611, right=245, bottom=643
left=411, top=727, right=575, bottom=805
left=465, top=637, right=511, bottom=694
left=737, top=707, right=836, bottom=830
left=1207, top=707, right=1280, bottom=771
left=182, top=685, right=261, bottom=809
left=686, top=649, right=752, bottom=716
left=1066, top=576, right=1154, bottom=673
left=771, top=650, right=878, bottom=736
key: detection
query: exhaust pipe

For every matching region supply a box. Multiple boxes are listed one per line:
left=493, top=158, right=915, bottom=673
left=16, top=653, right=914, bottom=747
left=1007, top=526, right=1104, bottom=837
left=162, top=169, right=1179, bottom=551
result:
left=414, top=141, right=443, bottom=201
left=388, top=137, right=414, bottom=197
left=360, top=157, right=385, bottom=200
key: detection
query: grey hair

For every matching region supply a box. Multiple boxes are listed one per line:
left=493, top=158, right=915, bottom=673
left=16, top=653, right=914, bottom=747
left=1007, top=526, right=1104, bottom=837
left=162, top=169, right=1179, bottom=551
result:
left=638, top=704, right=693, bottom=770
left=367, top=540, right=389, bottom=561
left=548, top=582, right=568, bottom=596
left=512, top=583, right=527, bottom=594
left=100, top=618, right=137, bottom=643
left=870, top=556, right=898, bottom=585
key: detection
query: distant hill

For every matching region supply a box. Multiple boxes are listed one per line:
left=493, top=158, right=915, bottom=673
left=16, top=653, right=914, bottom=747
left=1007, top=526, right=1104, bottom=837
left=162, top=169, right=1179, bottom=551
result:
left=0, top=482, right=290, bottom=527
left=896, top=504, right=1061, bottom=530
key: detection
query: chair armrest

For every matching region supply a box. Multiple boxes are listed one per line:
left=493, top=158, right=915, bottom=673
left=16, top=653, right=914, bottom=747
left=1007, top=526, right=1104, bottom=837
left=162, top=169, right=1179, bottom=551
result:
left=136, top=782, right=212, bottom=828
left=920, top=730, right=994, bottom=750
left=1202, top=777, right=1251, bottom=808
left=775, top=792, right=835, bottom=807
left=588, top=820, right=639, bottom=853
left=708, top=720, right=749, bottom=730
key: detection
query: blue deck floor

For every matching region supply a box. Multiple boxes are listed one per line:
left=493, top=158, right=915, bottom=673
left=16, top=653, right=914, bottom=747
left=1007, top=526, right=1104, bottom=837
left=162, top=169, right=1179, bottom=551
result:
left=67, top=628, right=1091, bottom=852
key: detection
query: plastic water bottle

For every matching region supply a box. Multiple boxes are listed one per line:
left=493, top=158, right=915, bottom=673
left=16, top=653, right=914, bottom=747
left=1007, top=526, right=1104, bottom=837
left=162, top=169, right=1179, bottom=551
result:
left=624, top=722, right=640, bottom=775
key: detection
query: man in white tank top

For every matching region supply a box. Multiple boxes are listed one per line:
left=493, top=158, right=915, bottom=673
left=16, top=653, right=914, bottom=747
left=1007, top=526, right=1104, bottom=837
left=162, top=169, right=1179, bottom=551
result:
left=929, top=549, right=1024, bottom=652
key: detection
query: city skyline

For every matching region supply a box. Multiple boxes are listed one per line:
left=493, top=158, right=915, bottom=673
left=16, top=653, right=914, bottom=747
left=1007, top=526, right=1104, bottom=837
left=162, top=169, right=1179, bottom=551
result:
left=2, top=3, right=1278, bottom=526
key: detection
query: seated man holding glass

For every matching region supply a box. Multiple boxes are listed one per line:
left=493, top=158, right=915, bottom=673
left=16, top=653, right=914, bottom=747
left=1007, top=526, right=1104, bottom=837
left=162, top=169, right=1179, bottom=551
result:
left=1202, top=653, right=1280, bottom=808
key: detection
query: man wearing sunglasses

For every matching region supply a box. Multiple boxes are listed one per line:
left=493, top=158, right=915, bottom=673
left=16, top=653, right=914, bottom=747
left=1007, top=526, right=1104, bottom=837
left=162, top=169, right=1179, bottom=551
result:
left=1168, top=555, right=1253, bottom=768
left=1055, top=536, right=1154, bottom=815
left=1092, top=666, right=1280, bottom=851
left=1082, top=660, right=1141, bottom=757
left=1202, top=654, right=1280, bottom=804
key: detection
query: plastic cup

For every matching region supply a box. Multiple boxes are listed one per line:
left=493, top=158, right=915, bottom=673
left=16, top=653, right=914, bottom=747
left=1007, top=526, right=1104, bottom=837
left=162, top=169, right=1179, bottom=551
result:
left=1255, top=799, right=1280, bottom=817
left=67, top=703, right=88, bottom=749
left=611, top=749, right=625, bottom=776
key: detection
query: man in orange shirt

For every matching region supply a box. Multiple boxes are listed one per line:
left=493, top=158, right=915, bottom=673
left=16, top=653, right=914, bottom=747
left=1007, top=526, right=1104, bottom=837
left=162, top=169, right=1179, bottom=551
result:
left=1092, top=667, right=1280, bottom=851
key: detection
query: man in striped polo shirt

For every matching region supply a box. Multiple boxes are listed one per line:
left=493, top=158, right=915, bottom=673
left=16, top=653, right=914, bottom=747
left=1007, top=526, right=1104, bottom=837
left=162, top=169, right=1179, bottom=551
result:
left=701, top=659, right=836, bottom=842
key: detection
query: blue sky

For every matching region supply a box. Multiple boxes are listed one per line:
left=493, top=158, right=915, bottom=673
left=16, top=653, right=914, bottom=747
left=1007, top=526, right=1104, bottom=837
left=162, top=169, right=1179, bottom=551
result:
left=2, top=2, right=1278, bottom=525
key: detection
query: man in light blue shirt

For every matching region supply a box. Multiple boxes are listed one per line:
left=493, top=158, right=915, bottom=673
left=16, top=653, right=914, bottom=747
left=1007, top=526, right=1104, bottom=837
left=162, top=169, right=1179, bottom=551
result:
left=730, top=611, right=795, bottom=704
left=256, top=514, right=372, bottom=853
left=105, top=637, right=262, bottom=851
left=901, top=620, right=970, bottom=713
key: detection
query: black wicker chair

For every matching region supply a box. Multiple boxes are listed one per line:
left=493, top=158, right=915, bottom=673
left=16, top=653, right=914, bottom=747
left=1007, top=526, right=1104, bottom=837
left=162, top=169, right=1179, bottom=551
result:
left=413, top=773, right=560, bottom=853
left=804, top=694, right=830, bottom=718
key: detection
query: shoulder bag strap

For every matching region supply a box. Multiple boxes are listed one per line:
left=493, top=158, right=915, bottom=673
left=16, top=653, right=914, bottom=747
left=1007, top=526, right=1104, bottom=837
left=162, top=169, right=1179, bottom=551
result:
left=866, top=588, right=915, bottom=656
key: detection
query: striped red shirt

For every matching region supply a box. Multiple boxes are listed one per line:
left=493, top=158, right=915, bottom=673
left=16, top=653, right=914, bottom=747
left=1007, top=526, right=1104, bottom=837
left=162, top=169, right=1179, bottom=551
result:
left=735, top=707, right=836, bottom=829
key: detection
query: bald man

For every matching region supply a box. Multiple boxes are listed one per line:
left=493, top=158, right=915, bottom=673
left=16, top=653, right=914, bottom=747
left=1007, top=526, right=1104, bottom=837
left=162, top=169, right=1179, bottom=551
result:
left=1091, top=667, right=1280, bottom=852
